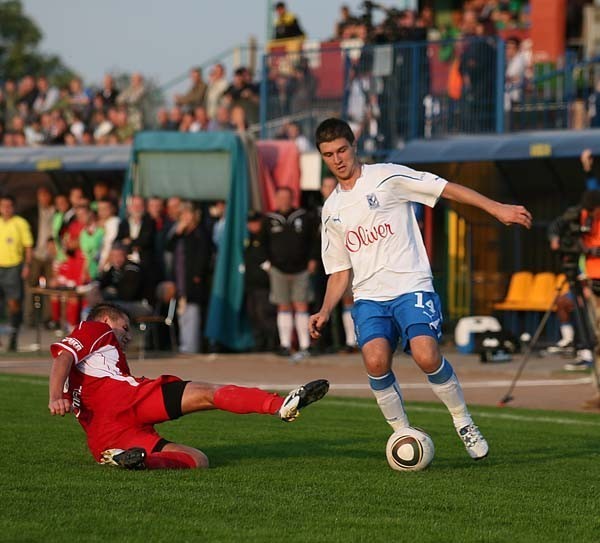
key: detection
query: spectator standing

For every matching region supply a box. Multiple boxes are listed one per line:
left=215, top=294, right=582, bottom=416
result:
left=97, top=198, right=120, bottom=273
left=78, top=206, right=104, bottom=281
left=117, top=195, right=157, bottom=301
left=0, top=195, right=33, bottom=351
left=25, top=186, right=55, bottom=326
left=504, top=36, right=528, bottom=112
left=52, top=194, right=70, bottom=263
left=116, top=72, right=146, bottom=131
left=244, top=211, right=277, bottom=352
left=166, top=202, right=212, bottom=353
left=99, top=74, right=119, bottom=108
left=223, top=67, right=260, bottom=125
left=260, top=187, right=319, bottom=361
left=175, top=67, right=207, bottom=111
left=273, top=2, right=305, bottom=40
left=205, top=63, right=229, bottom=119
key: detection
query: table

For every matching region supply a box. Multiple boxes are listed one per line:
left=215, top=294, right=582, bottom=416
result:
left=30, top=287, right=86, bottom=350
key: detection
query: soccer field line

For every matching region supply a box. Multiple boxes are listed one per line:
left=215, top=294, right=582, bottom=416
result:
left=1, top=374, right=598, bottom=427
left=323, top=400, right=600, bottom=427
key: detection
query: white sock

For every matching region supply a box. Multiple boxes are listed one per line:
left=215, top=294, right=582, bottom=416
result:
left=342, top=307, right=356, bottom=346
left=427, top=358, right=472, bottom=430
left=368, top=372, right=410, bottom=430
left=294, top=312, right=311, bottom=351
left=277, top=311, right=293, bottom=349
left=559, top=324, right=574, bottom=345
left=578, top=349, right=593, bottom=362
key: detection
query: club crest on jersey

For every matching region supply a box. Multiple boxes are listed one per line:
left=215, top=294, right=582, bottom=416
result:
left=366, top=193, right=380, bottom=209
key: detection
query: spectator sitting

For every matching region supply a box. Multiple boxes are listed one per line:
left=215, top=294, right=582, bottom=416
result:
left=87, top=243, right=151, bottom=319
left=208, top=105, right=233, bottom=131
left=116, top=72, right=146, bottom=130
left=166, top=106, right=183, bottom=130
left=230, top=105, right=248, bottom=133
left=175, top=67, right=207, bottom=111
left=190, top=106, right=210, bottom=132
left=179, top=111, right=194, bottom=132
left=32, top=76, right=59, bottom=114
left=155, top=107, right=169, bottom=130
left=67, top=77, right=90, bottom=118
left=205, top=63, right=228, bottom=119
left=18, top=75, right=38, bottom=110
left=273, top=2, right=305, bottom=40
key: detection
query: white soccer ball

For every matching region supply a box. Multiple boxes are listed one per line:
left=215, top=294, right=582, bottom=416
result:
left=386, top=427, right=435, bottom=472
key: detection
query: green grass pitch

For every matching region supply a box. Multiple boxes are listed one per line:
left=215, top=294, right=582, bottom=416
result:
left=2, top=373, right=600, bottom=543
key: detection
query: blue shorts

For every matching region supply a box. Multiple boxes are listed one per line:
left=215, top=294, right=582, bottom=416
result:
left=351, top=291, right=443, bottom=353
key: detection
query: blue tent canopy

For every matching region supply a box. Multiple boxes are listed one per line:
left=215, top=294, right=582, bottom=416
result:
left=385, top=129, right=600, bottom=164
left=0, top=145, right=130, bottom=172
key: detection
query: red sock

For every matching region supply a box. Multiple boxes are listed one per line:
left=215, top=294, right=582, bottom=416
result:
left=213, top=385, right=284, bottom=415
left=145, top=451, right=198, bottom=470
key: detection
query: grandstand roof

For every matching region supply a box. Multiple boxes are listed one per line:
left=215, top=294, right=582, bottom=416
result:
left=385, top=129, right=600, bottom=164
left=0, top=145, right=131, bottom=172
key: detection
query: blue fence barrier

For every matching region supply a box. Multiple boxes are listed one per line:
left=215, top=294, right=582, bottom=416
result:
left=258, top=37, right=600, bottom=148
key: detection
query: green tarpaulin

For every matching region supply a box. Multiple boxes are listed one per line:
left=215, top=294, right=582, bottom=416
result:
left=124, top=131, right=253, bottom=351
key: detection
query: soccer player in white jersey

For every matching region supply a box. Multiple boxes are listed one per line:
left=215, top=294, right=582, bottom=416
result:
left=309, top=118, right=532, bottom=460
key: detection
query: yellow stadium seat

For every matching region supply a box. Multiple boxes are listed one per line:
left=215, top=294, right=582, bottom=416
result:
left=519, top=272, right=557, bottom=311
left=493, top=271, right=534, bottom=311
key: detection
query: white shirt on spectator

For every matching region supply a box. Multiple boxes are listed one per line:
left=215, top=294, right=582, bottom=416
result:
left=205, top=78, right=229, bottom=119
left=33, top=87, right=59, bottom=114
left=98, top=216, right=120, bottom=272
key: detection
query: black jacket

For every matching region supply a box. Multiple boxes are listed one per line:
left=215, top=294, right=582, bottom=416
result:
left=260, top=208, right=319, bottom=274
left=166, top=224, right=212, bottom=304
left=98, top=261, right=144, bottom=301
left=116, top=214, right=156, bottom=266
left=244, top=232, right=270, bottom=289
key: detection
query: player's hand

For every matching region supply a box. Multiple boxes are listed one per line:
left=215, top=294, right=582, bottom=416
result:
left=49, top=398, right=71, bottom=417
left=493, top=204, right=532, bottom=229
left=309, top=311, right=330, bottom=339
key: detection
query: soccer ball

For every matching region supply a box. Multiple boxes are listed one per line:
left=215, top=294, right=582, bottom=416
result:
left=386, top=427, right=435, bottom=472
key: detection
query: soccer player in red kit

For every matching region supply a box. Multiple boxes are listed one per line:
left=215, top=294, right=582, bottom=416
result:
left=49, top=303, right=329, bottom=470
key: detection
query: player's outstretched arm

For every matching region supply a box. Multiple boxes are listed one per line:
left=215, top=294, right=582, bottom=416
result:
left=441, top=182, right=532, bottom=229
left=48, top=350, right=74, bottom=416
left=309, top=269, right=351, bottom=339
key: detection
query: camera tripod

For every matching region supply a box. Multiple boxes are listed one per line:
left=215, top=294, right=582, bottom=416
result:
left=498, top=265, right=600, bottom=406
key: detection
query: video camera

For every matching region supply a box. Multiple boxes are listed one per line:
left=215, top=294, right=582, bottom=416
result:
left=555, top=206, right=590, bottom=256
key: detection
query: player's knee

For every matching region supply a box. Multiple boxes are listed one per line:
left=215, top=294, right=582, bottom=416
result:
left=411, top=341, right=441, bottom=372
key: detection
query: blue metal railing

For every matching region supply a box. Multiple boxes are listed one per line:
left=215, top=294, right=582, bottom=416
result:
left=258, top=37, right=600, bottom=147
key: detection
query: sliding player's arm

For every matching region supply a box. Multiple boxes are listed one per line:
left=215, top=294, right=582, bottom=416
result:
left=441, top=182, right=532, bottom=228
left=309, top=268, right=351, bottom=339
left=48, top=350, right=74, bottom=416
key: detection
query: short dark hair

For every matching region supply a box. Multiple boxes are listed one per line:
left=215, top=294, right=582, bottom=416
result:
left=275, top=2, right=286, bottom=9
left=582, top=190, right=600, bottom=211
left=0, top=194, right=16, bottom=204
left=87, top=303, right=130, bottom=323
left=315, top=118, right=355, bottom=151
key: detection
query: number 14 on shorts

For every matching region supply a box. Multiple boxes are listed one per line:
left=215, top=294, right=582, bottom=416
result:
left=414, top=292, right=436, bottom=314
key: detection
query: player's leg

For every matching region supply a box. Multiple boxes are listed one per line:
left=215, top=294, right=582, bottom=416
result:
left=408, top=335, right=488, bottom=460
left=290, top=271, right=312, bottom=360
left=362, top=338, right=410, bottom=430
left=398, top=291, right=488, bottom=459
left=353, top=299, right=410, bottom=430
left=181, top=380, right=329, bottom=422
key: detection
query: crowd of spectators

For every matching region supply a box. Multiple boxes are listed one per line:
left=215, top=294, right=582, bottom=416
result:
left=3, top=181, right=355, bottom=357
left=0, top=73, right=147, bottom=147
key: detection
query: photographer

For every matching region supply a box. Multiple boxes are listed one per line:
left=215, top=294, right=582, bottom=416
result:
left=549, top=190, right=600, bottom=406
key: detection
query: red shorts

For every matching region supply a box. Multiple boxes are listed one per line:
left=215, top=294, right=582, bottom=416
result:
left=77, top=375, right=185, bottom=461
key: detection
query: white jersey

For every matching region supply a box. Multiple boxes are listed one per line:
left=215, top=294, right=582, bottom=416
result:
left=321, top=162, right=447, bottom=301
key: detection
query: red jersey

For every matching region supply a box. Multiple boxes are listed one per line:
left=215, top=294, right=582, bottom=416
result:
left=51, top=321, right=139, bottom=414
left=51, top=320, right=181, bottom=460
